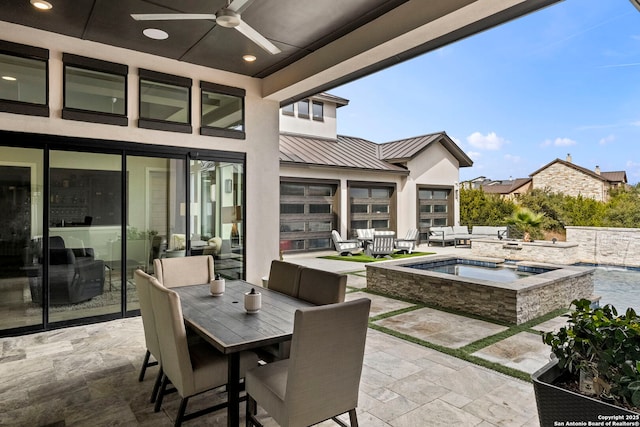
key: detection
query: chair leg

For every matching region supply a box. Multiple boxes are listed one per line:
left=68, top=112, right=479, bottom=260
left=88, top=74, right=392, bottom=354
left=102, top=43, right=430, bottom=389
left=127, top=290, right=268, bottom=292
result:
left=245, top=395, right=263, bottom=427
left=150, top=366, right=163, bottom=403
left=139, top=349, right=151, bottom=382
left=174, top=397, right=189, bottom=427
left=348, top=409, right=358, bottom=427
left=155, top=374, right=169, bottom=413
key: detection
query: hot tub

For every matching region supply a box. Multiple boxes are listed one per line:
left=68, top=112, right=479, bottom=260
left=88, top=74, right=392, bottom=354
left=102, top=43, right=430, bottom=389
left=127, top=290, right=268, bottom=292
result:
left=366, top=255, right=594, bottom=324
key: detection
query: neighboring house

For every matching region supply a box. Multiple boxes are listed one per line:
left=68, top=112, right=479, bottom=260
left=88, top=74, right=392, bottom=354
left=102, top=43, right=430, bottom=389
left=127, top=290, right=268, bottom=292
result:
left=531, top=154, right=628, bottom=202
left=465, top=154, right=627, bottom=202
left=480, top=178, right=532, bottom=199
left=279, top=94, right=473, bottom=252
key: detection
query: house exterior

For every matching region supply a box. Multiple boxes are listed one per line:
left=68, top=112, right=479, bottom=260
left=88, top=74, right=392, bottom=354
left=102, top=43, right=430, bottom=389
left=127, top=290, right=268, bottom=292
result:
left=279, top=94, right=472, bottom=251
left=531, top=155, right=628, bottom=202
left=480, top=178, right=532, bottom=199
left=0, top=0, right=565, bottom=337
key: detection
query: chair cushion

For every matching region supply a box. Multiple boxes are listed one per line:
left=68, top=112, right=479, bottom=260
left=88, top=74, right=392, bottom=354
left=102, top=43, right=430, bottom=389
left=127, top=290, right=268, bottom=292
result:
left=267, top=260, right=301, bottom=297
left=297, top=268, right=346, bottom=305
left=246, top=360, right=289, bottom=423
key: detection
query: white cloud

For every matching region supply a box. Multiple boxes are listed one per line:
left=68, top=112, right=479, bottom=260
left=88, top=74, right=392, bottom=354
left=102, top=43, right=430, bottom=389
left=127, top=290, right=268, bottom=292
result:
left=631, top=121, right=640, bottom=127
left=467, top=151, right=482, bottom=160
left=599, top=135, right=615, bottom=145
left=504, top=154, right=521, bottom=163
left=542, top=137, right=577, bottom=147
left=466, top=132, right=507, bottom=150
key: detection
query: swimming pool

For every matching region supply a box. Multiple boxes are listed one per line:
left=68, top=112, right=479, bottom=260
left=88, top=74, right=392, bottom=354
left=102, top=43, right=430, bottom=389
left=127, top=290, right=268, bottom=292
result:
left=407, top=259, right=547, bottom=283
left=593, top=267, right=640, bottom=312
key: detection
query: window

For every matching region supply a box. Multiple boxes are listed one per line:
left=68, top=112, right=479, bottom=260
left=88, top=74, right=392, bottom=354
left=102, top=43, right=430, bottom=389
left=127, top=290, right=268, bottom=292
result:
left=200, top=81, right=245, bottom=139
left=282, top=103, right=294, bottom=116
left=63, top=53, right=127, bottom=126
left=297, top=99, right=309, bottom=118
left=0, top=40, right=48, bottom=117
left=139, top=69, right=192, bottom=133
left=312, top=101, right=323, bottom=121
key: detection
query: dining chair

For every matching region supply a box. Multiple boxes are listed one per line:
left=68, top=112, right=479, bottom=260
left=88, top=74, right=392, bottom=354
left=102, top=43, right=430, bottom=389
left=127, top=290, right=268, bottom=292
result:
left=148, top=276, right=259, bottom=426
left=246, top=298, right=372, bottom=427
left=297, top=267, right=347, bottom=305
left=153, top=254, right=214, bottom=287
left=134, top=269, right=163, bottom=402
left=266, top=260, right=302, bottom=297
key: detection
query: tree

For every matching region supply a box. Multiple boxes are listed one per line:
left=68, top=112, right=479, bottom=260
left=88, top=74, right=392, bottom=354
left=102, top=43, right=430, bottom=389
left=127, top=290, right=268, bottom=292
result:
left=506, top=207, right=545, bottom=241
left=460, top=187, right=514, bottom=226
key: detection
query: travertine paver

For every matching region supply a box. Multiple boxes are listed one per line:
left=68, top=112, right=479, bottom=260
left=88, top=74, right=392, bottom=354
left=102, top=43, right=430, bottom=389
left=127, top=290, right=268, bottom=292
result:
left=373, top=307, right=508, bottom=349
left=472, top=331, right=552, bottom=374
left=345, top=291, right=415, bottom=317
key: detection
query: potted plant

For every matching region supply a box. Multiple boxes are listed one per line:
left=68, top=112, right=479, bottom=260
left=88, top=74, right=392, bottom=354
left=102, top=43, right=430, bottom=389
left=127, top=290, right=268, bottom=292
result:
left=532, top=299, right=640, bottom=425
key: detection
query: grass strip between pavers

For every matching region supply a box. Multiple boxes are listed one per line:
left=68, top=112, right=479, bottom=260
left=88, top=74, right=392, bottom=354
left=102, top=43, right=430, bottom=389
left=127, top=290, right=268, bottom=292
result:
left=360, top=288, right=571, bottom=383
left=319, top=251, right=434, bottom=263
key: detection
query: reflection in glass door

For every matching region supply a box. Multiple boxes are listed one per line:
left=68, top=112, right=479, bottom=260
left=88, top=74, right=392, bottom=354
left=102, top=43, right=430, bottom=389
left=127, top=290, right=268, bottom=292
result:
left=126, top=155, right=186, bottom=312
left=190, top=160, right=244, bottom=279
left=48, top=151, right=121, bottom=323
left=0, top=147, right=44, bottom=331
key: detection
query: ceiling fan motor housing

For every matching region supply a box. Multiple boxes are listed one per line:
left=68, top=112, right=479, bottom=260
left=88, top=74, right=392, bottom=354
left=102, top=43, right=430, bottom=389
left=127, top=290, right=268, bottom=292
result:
left=216, top=9, right=241, bottom=27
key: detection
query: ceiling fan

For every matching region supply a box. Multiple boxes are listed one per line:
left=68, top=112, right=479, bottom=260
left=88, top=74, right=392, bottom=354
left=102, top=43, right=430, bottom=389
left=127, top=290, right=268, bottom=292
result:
left=131, top=0, right=281, bottom=55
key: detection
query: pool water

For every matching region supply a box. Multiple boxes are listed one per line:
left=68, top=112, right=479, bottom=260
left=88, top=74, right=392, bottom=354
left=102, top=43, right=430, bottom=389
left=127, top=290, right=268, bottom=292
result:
left=594, top=267, right=640, bottom=312
left=426, top=264, right=534, bottom=283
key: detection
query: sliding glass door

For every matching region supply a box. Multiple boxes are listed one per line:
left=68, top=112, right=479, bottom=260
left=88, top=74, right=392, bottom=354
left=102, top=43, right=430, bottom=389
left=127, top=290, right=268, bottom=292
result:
left=0, top=147, right=44, bottom=330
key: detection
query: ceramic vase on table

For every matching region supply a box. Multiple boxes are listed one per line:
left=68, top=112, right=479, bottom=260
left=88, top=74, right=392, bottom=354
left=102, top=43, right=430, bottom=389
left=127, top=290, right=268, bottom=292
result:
left=210, top=278, right=225, bottom=296
left=244, top=288, right=261, bottom=313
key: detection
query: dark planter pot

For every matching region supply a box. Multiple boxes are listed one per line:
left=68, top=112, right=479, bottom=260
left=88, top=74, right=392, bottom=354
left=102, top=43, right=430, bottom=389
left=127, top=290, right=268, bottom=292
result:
left=532, top=360, right=639, bottom=427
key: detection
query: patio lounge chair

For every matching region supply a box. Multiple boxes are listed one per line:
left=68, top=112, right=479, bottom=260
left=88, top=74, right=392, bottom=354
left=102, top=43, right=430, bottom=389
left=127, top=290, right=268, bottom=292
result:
left=427, top=226, right=456, bottom=247
left=452, top=226, right=472, bottom=247
left=367, top=232, right=395, bottom=258
left=331, top=230, right=361, bottom=256
left=395, top=228, right=419, bottom=253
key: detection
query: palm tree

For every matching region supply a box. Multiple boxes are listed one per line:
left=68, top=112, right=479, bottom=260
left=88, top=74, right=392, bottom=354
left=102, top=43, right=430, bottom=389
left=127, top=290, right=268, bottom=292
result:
left=507, top=207, right=545, bottom=241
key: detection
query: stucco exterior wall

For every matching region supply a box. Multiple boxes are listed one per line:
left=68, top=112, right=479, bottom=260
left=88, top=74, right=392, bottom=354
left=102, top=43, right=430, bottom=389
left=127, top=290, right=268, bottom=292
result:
left=532, top=163, right=606, bottom=201
left=566, top=226, right=640, bottom=267
left=0, top=22, right=281, bottom=285
left=405, top=141, right=460, bottom=226
left=279, top=102, right=338, bottom=139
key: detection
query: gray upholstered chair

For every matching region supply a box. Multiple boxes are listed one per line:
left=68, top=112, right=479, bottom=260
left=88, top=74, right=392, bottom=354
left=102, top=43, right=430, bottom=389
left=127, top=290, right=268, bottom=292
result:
left=266, top=260, right=302, bottom=297
left=153, top=255, right=214, bottom=287
left=297, top=267, right=347, bottom=305
left=394, top=228, right=419, bottom=254
left=246, top=298, right=371, bottom=427
left=148, top=276, right=259, bottom=426
left=331, top=230, right=361, bottom=256
left=134, top=269, right=162, bottom=403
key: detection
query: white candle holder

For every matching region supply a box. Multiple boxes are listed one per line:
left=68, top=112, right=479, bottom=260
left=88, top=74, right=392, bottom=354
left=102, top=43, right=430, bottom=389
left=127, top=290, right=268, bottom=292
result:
left=244, top=289, right=262, bottom=313
left=210, top=278, right=225, bottom=296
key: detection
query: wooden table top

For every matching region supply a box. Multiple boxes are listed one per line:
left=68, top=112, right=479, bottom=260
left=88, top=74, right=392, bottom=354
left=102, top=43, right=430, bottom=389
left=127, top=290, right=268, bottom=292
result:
left=174, top=281, right=314, bottom=354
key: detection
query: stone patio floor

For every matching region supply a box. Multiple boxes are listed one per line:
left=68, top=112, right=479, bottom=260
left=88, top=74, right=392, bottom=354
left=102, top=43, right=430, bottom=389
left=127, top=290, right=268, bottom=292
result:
left=0, top=244, right=569, bottom=426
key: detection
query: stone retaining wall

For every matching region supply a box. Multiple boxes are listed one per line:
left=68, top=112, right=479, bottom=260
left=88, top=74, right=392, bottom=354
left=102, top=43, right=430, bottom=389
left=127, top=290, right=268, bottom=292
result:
left=471, top=239, right=581, bottom=264
left=566, top=226, right=640, bottom=267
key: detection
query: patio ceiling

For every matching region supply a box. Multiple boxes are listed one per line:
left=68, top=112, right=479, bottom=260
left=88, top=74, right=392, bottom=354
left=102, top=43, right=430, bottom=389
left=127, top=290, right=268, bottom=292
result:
left=0, top=0, right=563, bottom=104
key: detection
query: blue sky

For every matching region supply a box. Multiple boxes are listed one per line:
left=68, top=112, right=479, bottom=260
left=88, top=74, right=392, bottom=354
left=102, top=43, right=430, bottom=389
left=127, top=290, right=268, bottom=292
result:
left=332, top=0, right=640, bottom=184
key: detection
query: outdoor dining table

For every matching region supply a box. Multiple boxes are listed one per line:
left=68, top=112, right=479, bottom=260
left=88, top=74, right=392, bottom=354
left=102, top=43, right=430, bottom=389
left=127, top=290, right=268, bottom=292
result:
left=173, top=280, right=314, bottom=427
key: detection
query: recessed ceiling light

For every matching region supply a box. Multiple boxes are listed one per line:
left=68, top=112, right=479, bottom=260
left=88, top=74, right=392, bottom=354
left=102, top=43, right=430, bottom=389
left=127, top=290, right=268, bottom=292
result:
left=2, top=76, right=17, bottom=81
left=30, top=0, right=53, bottom=10
left=243, top=54, right=257, bottom=62
left=143, top=28, right=169, bottom=40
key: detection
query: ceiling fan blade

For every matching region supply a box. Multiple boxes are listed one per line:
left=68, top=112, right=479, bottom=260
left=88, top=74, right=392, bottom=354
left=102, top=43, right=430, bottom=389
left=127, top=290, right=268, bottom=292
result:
left=227, top=0, right=254, bottom=14
left=131, top=13, right=217, bottom=21
left=235, top=20, right=281, bottom=55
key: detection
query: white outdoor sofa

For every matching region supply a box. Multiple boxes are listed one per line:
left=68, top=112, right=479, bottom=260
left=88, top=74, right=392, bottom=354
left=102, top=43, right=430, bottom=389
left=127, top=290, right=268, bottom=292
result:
left=469, top=226, right=508, bottom=240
